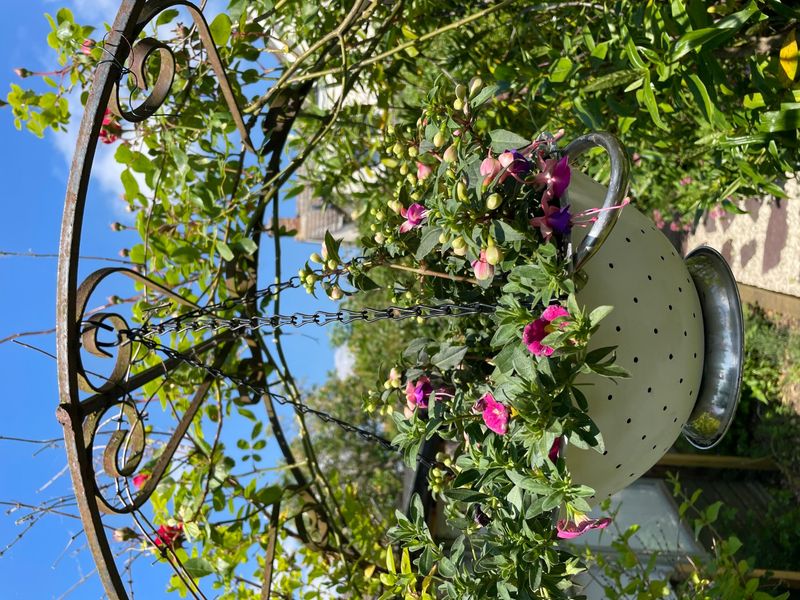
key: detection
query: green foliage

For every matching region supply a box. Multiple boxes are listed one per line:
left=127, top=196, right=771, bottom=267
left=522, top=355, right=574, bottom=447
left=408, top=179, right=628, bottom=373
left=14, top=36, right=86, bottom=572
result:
left=6, top=0, right=800, bottom=597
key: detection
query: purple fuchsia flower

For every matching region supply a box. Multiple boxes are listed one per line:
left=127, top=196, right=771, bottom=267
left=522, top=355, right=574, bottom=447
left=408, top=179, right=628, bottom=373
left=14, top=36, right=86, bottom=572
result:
left=531, top=195, right=572, bottom=241
left=522, top=305, right=571, bottom=357
left=399, top=203, right=427, bottom=233
left=477, top=392, right=509, bottom=435
left=533, top=155, right=571, bottom=199
left=417, top=161, right=433, bottom=181
left=556, top=516, right=612, bottom=539
left=405, top=376, right=433, bottom=409
left=471, top=250, right=495, bottom=281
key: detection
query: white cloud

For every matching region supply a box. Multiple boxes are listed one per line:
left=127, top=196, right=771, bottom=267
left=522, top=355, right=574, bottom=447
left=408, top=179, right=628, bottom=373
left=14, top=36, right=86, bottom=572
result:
left=334, top=345, right=354, bottom=380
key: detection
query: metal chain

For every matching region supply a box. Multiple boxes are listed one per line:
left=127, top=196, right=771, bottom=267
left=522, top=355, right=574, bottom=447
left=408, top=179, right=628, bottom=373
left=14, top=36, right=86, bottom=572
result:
left=127, top=331, right=447, bottom=469
left=110, top=262, right=496, bottom=470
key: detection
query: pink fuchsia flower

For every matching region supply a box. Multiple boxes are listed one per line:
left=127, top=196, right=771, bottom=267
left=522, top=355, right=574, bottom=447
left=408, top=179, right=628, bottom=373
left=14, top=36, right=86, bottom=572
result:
left=417, top=162, right=433, bottom=181
left=132, top=473, right=150, bottom=489
left=476, top=392, right=509, bottom=435
left=480, top=152, right=503, bottom=187
left=471, top=250, right=495, bottom=281
left=556, top=516, right=612, bottom=539
left=80, top=39, right=95, bottom=56
left=399, top=203, right=427, bottom=233
left=405, top=376, right=433, bottom=409
left=154, top=522, right=183, bottom=548
left=531, top=194, right=572, bottom=241
left=522, top=305, right=570, bottom=357
left=533, top=155, right=571, bottom=199
left=679, top=176, right=694, bottom=186
left=497, top=150, right=531, bottom=182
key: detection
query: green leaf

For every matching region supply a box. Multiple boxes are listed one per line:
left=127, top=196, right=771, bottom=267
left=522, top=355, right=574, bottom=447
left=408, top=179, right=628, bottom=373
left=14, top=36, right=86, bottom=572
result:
left=238, top=236, right=258, bottom=255
left=639, top=72, right=667, bottom=130
left=120, top=170, right=140, bottom=200
left=550, top=57, right=573, bottom=83
left=671, top=1, right=759, bottom=60
left=209, top=13, right=232, bottom=47
left=217, top=241, right=234, bottom=262
left=589, top=305, right=613, bottom=327
left=492, top=220, right=526, bottom=242
left=758, top=109, right=800, bottom=133
left=512, top=345, right=536, bottom=381
left=443, top=488, right=490, bottom=502
left=156, top=9, right=180, bottom=26
left=624, top=38, right=647, bottom=70
left=415, top=227, right=441, bottom=260
left=469, top=84, right=499, bottom=108
left=583, top=70, right=640, bottom=93
left=431, top=345, right=467, bottom=371
left=489, top=129, right=530, bottom=153
left=183, top=557, right=215, bottom=578
left=685, top=73, right=715, bottom=123
left=256, top=485, right=282, bottom=505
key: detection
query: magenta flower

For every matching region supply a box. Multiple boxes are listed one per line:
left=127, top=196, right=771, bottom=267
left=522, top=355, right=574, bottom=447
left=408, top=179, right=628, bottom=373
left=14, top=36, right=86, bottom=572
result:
left=471, top=250, right=495, bottom=281
left=522, top=305, right=570, bottom=357
left=548, top=436, right=562, bottom=462
left=399, top=203, right=427, bottom=233
left=132, top=473, right=150, bottom=489
left=533, top=155, right=571, bottom=199
left=417, top=161, right=433, bottom=181
left=477, top=392, right=509, bottom=435
left=556, top=516, right=612, bottom=539
left=405, top=376, right=433, bottom=409
left=531, top=195, right=572, bottom=241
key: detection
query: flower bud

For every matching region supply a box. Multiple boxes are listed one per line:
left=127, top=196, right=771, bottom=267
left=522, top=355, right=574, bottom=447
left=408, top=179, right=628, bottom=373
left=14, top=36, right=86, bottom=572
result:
left=375, top=210, right=385, bottom=221
left=110, top=222, right=123, bottom=232
left=13, top=67, right=30, bottom=78
left=374, top=232, right=385, bottom=244
left=310, top=252, right=323, bottom=264
left=456, top=181, right=468, bottom=202
left=453, top=98, right=463, bottom=111
left=399, top=163, right=409, bottom=175
left=433, top=131, right=445, bottom=148
left=326, top=259, right=338, bottom=271
left=392, top=142, right=404, bottom=157
left=469, top=76, right=483, bottom=97
left=438, top=232, right=449, bottom=244
left=455, top=83, right=467, bottom=100
left=486, top=193, right=502, bottom=210
left=406, top=173, right=417, bottom=186
left=407, top=145, right=418, bottom=158
left=443, top=144, right=457, bottom=163
left=119, top=248, right=130, bottom=257
left=329, top=286, right=344, bottom=300
left=305, top=273, right=318, bottom=285
left=485, top=245, right=503, bottom=265
left=451, top=236, right=466, bottom=250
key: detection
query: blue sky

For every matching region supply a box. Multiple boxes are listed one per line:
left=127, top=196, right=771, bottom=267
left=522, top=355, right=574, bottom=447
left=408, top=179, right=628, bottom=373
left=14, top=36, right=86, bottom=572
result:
left=0, top=2, right=345, bottom=597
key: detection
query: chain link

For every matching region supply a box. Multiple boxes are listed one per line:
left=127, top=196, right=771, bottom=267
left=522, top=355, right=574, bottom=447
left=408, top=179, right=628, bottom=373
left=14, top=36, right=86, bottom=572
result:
left=109, top=263, right=496, bottom=471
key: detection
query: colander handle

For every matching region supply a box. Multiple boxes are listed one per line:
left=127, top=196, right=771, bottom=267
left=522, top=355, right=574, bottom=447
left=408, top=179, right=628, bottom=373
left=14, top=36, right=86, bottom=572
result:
left=563, top=132, right=630, bottom=273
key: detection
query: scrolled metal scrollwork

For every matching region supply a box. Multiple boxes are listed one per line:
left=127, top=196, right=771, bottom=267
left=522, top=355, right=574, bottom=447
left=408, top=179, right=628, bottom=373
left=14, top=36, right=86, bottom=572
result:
left=107, top=0, right=254, bottom=151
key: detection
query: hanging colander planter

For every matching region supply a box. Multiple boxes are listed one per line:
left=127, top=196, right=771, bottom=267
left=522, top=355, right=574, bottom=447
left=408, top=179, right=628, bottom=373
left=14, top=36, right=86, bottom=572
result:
left=562, top=133, right=744, bottom=501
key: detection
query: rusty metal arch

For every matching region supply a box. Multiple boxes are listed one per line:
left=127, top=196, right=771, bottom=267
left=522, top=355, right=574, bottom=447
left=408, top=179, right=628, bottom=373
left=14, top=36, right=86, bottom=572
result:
left=56, top=1, right=258, bottom=597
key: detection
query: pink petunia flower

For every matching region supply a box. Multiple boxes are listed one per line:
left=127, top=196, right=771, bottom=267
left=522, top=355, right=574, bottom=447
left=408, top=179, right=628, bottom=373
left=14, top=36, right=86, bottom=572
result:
left=477, top=392, right=509, bottom=435
left=522, top=305, right=570, bottom=357
left=399, top=203, right=427, bottom=233
left=471, top=250, right=494, bottom=281
left=556, top=516, right=612, bottom=539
